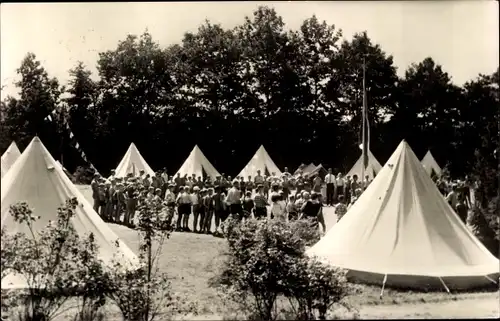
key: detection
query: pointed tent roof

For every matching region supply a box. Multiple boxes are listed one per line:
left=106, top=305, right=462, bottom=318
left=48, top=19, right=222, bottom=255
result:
left=175, top=145, right=221, bottom=180
left=346, top=150, right=383, bottom=180
left=421, top=150, right=442, bottom=177
left=294, top=163, right=316, bottom=176
left=1, top=137, right=138, bottom=289
left=307, top=164, right=328, bottom=179
left=115, top=143, right=155, bottom=177
left=1, top=141, right=22, bottom=178
left=307, top=140, right=499, bottom=290
left=238, top=145, right=282, bottom=178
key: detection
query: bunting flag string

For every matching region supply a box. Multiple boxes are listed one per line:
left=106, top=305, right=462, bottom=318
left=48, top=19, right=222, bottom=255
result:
left=44, top=109, right=100, bottom=174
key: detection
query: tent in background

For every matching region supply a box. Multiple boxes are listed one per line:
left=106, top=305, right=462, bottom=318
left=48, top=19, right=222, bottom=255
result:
left=1, top=137, right=138, bottom=289
left=294, top=163, right=316, bottom=176
left=346, top=150, right=383, bottom=180
left=1, top=141, right=21, bottom=178
left=307, top=164, right=328, bottom=179
left=307, top=140, right=499, bottom=291
left=175, top=145, right=221, bottom=180
left=115, top=143, right=155, bottom=177
left=421, top=150, right=442, bottom=178
left=238, top=145, right=282, bottom=178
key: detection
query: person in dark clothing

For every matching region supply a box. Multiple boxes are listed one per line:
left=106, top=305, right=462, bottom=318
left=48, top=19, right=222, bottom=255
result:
left=300, top=192, right=326, bottom=233
left=253, top=185, right=268, bottom=219
left=242, top=191, right=254, bottom=220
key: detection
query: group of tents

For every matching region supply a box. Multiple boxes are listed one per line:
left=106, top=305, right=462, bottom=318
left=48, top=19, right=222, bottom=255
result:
left=1, top=137, right=496, bottom=292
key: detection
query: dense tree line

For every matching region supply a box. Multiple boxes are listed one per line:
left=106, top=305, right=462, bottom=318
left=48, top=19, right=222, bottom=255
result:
left=1, top=6, right=498, bottom=180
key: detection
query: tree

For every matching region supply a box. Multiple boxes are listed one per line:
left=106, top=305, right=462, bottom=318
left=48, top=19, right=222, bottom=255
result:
left=464, top=69, right=499, bottom=256
left=389, top=58, right=463, bottom=173
left=63, top=62, right=100, bottom=171
left=95, top=31, right=174, bottom=171
left=330, top=32, right=399, bottom=166
left=1, top=53, right=63, bottom=153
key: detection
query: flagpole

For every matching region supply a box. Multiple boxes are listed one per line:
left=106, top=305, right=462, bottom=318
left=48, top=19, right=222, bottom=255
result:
left=361, top=57, right=367, bottom=183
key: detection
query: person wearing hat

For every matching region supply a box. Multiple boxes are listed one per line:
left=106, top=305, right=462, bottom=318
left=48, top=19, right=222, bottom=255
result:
left=225, top=180, right=243, bottom=220
left=253, top=184, right=268, bottom=219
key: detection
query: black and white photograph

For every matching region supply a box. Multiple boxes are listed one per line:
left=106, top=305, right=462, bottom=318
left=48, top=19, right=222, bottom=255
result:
left=1, top=1, right=499, bottom=320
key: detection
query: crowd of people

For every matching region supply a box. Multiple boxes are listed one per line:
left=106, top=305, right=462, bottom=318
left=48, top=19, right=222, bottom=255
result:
left=89, top=166, right=475, bottom=235
left=89, top=166, right=376, bottom=235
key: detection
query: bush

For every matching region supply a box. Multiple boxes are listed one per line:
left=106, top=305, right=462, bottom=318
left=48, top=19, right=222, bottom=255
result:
left=105, top=190, right=197, bottom=321
left=1, top=199, right=109, bottom=321
left=213, top=218, right=352, bottom=320
left=73, top=166, right=96, bottom=185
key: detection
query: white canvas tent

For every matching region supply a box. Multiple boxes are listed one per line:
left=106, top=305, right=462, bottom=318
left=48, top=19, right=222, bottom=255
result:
left=421, top=150, right=442, bottom=178
left=175, top=145, right=221, bottom=180
left=115, top=143, right=155, bottom=177
left=346, top=150, right=383, bottom=180
left=307, top=140, right=499, bottom=291
left=1, top=141, right=21, bottom=178
left=295, top=163, right=317, bottom=176
left=238, top=145, right=282, bottom=178
left=1, top=137, right=138, bottom=289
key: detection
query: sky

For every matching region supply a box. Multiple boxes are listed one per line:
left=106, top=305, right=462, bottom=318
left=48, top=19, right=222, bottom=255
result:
left=1, top=1, right=498, bottom=99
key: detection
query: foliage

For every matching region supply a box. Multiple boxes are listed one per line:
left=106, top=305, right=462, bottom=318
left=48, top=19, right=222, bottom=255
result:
left=2, top=5, right=496, bottom=177
left=72, top=166, right=96, bottom=185
left=214, top=218, right=351, bottom=320
left=105, top=190, right=197, bottom=321
left=1, top=199, right=108, bottom=321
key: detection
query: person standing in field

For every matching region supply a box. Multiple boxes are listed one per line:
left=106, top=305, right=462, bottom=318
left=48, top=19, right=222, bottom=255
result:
left=226, top=181, right=242, bottom=220
left=253, top=185, right=268, bottom=220
left=213, top=186, right=227, bottom=236
left=91, top=174, right=101, bottom=213
left=202, top=188, right=214, bottom=234
left=335, top=195, right=348, bottom=222
left=335, top=172, right=345, bottom=204
left=324, top=168, right=336, bottom=206
left=164, top=184, right=176, bottom=227
left=191, top=186, right=202, bottom=233
left=176, top=186, right=192, bottom=232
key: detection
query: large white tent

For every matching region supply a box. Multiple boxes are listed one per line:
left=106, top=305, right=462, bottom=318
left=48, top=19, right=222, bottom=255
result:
left=346, top=150, right=383, bottom=180
left=1, top=137, right=139, bottom=289
left=421, top=150, right=442, bottom=177
left=115, top=143, right=155, bottom=177
left=1, top=141, right=21, bottom=178
left=307, top=140, right=499, bottom=291
left=175, top=145, right=221, bottom=180
left=238, top=145, right=282, bottom=178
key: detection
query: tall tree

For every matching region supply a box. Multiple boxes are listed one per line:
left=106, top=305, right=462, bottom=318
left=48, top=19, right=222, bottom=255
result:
left=392, top=57, right=462, bottom=172
left=3, top=53, right=63, bottom=152
left=96, top=31, right=172, bottom=170
left=64, top=62, right=100, bottom=169
left=331, top=32, right=399, bottom=164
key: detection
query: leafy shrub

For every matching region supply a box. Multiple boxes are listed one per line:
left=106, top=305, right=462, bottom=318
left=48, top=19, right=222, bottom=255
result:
left=73, top=166, right=96, bottom=185
left=105, top=190, right=197, bottom=321
left=1, top=199, right=109, bottom=321
left=213, top=218, right=351, bottom=320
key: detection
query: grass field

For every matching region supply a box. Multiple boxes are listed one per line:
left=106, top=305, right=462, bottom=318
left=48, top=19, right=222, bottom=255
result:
left=76, top=185, right=500, bottom=319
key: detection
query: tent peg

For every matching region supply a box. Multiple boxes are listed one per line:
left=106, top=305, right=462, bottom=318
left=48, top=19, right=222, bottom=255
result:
left=380, top=274, right=388, bottom=298
left=438, top=277, right=451, bottom=294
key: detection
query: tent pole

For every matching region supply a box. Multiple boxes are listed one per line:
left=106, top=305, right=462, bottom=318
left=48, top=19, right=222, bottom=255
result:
left=379, top=274, right=388, bottom=298
left=438, top=277, right=451, bottom=294
left=484, top=275, right=497, bottom=285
